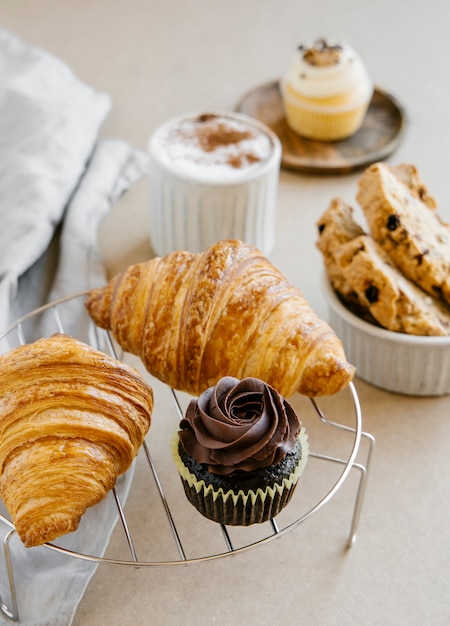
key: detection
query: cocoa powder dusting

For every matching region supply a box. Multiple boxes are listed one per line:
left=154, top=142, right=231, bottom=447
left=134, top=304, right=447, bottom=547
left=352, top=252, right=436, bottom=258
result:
left=197, top=122, right=252, bottom=152
left=175, top=114, right=263, bottom=169
left=227, top=152, right=261, bottom=169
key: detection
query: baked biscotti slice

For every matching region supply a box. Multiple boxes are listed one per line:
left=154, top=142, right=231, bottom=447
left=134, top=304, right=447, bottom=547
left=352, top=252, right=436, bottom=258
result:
left=385, top=163, right=437, bottom=211
left=356, top=162, right=450, bottom=305
left=336, top=235, right=450, bottom=336
left=316, top=198, right=366, bottom=302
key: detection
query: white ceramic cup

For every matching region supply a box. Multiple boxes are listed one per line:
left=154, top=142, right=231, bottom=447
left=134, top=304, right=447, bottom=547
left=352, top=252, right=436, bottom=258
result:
left=147, top=111, right=282, bottom=257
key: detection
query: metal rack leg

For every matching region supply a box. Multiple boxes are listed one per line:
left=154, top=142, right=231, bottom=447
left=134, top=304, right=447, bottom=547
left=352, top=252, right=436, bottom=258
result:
left=0, top=529, right=19, bottom=622
left=345, top=462, right=369, bottom=548
left=310, top=429, right=375, bottom=548
left=346, top=431, right=375, bottom=548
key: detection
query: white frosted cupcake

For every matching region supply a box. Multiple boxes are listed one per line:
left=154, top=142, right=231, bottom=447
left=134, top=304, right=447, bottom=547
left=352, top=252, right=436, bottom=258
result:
left=281, top=38, right=373, bottom=141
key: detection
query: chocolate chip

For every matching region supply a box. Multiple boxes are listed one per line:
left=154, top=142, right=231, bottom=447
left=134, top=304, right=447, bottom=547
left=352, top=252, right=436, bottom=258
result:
left=365, top=285, right=379, bottom=303
left=318, top=223, right=325, bottom=234
left=386, top=215, right=401, bottom=231
left=415, top=249, right=429, bottom=265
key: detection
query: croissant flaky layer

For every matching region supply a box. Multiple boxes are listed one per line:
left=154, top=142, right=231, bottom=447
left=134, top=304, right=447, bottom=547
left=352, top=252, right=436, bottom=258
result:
left=0, top=334, right=153, bottom=547
left=85, top=239, right=355, bottom=397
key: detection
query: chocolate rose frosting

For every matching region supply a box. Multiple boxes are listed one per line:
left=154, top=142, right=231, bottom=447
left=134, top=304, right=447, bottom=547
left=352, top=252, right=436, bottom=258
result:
left=178, top=376, right=301, bottom=475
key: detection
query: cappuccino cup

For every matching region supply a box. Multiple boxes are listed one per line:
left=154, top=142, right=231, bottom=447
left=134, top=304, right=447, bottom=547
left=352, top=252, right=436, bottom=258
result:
left=147, top=111, right=281, bottom=256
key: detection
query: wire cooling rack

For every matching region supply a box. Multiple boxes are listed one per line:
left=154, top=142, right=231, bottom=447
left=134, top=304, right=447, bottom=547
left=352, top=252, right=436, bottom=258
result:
left=0, top=292, right=375, bottom=622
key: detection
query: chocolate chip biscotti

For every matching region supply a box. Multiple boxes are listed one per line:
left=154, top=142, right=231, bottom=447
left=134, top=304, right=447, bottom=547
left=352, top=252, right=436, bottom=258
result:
left=316, top=197, right=365, bottom=302
left=336, top=235, right=450, bottom=336
left=356, top=162, right=450, bottom=305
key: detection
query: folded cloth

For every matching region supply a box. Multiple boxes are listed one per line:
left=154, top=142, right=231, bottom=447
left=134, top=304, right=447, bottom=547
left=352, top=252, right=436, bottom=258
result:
left=0, top=28, right=112, bottom=334
left=0, top=30, right=149, bottom=626
left=10, top=137, right=148, bottom=342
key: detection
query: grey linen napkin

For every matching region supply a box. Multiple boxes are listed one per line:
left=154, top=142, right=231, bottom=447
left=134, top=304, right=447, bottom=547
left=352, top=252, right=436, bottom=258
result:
left=0, top=30, right=149, bottom=625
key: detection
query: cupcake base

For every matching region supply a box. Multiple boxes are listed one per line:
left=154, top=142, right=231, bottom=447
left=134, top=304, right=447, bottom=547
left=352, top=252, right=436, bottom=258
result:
left=172, top=429, right=309, bottom=526
left=282, top=82, right=373, bottom=141
left=284, top=101, right=370, bottom=141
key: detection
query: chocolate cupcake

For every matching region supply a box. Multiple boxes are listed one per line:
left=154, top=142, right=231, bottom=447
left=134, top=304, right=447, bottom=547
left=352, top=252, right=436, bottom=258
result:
left=171, top=376, right=309, bottom=525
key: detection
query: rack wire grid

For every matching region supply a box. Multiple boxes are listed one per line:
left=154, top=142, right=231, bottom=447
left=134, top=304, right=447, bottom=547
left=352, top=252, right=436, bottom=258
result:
left=0, top=291, right=375, bottom=622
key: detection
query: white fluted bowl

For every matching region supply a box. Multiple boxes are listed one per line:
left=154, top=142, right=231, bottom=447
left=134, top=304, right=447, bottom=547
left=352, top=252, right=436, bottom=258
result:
left=322, top=275, right=450, bottom=396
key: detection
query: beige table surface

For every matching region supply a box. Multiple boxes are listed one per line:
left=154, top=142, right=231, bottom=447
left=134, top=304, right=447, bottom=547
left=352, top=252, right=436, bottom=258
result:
left=2, top=1, right=450, bottom=625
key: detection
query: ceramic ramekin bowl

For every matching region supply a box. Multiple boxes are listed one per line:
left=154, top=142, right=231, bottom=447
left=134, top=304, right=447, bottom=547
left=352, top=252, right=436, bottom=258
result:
left=322, top=275, right=450, bottom=396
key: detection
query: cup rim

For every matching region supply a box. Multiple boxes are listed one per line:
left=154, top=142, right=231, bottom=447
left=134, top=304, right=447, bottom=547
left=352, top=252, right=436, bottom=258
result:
left=147, top=110, right=282, bottom=185
left=322, top=273, right=450, bottom=347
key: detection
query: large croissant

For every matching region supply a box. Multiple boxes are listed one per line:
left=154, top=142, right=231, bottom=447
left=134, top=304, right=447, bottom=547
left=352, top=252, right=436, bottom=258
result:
left=85, top=240, right=354, bottom=397
left=0, top=334, right=153, bottom=547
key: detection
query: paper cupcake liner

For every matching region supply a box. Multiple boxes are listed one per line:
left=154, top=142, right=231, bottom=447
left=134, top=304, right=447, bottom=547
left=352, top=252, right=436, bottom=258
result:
left=284, top=101, right=370, bottom=141
left=280, top=80, right=373, bottom=141
left=172, top=429, right=309, bottom=525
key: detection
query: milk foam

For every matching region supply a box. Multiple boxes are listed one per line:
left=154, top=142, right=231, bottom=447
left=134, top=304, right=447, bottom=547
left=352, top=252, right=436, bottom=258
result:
left=150, top=113, right=274, bottom=183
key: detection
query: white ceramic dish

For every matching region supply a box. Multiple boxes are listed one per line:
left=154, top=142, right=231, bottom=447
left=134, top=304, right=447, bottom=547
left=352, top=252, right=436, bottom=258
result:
left=322, top=275, right=450, bottom=396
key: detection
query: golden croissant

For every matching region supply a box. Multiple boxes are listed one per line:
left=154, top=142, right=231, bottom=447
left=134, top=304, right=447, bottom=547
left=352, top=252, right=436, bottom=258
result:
left=85, top=240, right=355, bottom=397
left=0, top=333, right=153, bottom=548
